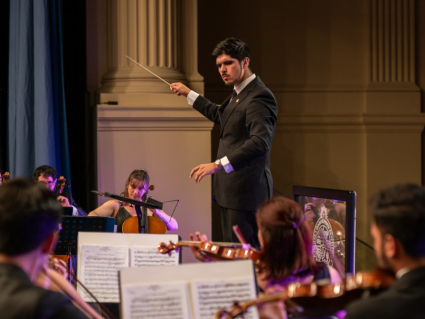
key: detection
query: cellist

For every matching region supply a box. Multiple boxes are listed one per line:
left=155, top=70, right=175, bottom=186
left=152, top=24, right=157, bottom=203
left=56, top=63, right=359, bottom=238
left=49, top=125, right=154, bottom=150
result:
left=33, top=165, right=87, bottom=216
left=89, top=169, right=178, bottom=232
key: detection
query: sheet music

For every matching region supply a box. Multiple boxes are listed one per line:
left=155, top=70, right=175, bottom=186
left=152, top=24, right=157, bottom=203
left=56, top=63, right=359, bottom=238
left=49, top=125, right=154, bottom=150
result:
left=130, top=246, right=178, bottom=267
left=122, top=282, right=190, bottom=319
left=191, top=278, right=258, bottom=319
left=78, top=245, right=128, bottom=302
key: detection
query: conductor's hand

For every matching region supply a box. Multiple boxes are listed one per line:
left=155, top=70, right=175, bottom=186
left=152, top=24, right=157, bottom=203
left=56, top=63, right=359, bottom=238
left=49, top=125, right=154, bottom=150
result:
left=190, top=163, right=220, bottom=183
left=170, top=82, right=190, bottom=97
left=57, top=196, right=70, bottom=207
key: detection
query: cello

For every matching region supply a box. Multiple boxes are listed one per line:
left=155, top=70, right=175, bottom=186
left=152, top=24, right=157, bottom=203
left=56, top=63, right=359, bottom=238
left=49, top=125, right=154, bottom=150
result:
left=121, top=185, right=168, bottom=234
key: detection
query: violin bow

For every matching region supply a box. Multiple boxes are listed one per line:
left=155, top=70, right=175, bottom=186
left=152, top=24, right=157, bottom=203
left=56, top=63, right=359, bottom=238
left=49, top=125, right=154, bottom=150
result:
left=72, top=274, right=118, bottom=319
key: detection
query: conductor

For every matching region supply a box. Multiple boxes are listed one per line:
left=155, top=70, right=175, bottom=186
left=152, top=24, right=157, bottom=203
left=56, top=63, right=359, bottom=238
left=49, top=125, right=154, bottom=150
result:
left=170, top=37, right=277, bottom=248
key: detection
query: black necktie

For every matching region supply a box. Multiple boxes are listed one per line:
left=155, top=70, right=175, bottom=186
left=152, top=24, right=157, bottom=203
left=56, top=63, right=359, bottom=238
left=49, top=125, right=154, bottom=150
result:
left=230, top=90, right=237, bottom=102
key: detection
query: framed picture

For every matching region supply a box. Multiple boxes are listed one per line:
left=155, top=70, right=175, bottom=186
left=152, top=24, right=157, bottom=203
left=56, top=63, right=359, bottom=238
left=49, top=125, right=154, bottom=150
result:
left=292, top=185, right=356, bottom=273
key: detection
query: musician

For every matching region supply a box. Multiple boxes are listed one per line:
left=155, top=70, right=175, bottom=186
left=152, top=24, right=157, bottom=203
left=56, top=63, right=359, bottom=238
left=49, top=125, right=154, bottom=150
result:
left=191, top=197, right=341, bottom=287
left=193, top=197, right=341, bottom=319
left=33, top=165, right=87, bottom=217
left=89, top=169, right=178, bottom=232
left=345, top=184, right=425, bottom=319
left=171, top=37, right=278, bottom=249
left=0, top=178, right=88, bottom=318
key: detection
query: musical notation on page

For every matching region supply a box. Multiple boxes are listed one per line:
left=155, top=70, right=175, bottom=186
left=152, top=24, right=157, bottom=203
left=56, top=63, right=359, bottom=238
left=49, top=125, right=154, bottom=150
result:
left=78, top=245, right=128, bottom=303
left=191, top=278, right=258, bottom=319
left=130, top=246, right=178, bottom=267
left=122, top=282, right=190, bottom=319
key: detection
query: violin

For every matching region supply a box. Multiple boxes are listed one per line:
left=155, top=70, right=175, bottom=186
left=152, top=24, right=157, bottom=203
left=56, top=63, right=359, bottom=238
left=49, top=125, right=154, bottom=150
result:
left=215, top=268, right=395, bottom=318
left=157, top=240, right=260, bottom=263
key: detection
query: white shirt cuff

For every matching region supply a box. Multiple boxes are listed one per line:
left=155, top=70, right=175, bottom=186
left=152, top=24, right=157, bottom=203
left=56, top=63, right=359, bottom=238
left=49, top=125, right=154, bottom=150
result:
left=220, top=156, right=234, bottom=173
left=187, top=90, right=200, bottom=105
left=72, top=206, right=78, bottom=216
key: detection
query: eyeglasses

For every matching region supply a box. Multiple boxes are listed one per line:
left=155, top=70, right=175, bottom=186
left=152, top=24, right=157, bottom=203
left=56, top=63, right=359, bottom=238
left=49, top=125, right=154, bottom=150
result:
left=39, top=181, right=55, bottom=186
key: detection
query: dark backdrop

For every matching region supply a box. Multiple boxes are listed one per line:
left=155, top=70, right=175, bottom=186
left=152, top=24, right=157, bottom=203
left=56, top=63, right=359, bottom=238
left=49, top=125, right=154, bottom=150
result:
left=0, top=0, right=93, bottom=213
left=62, top=0, right=94, bottom=212
left=0, top=1, right=10, bottom=174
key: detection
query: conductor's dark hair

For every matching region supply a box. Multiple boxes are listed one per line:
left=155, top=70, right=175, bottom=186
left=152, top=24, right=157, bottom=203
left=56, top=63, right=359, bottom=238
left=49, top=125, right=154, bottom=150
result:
left=212, top=37, right=252, bottom=72
left=33, top=165, right=58, bottom=182
left=371, top=183, right=425, bottom=258
left=0, top=178, right=62, bottom=256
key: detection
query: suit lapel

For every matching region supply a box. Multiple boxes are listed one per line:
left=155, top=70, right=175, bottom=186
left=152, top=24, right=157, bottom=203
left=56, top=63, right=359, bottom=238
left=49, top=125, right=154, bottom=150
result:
left=220, top=77, right=258, bottom=137
left=218, top=95, right=232, bottom=116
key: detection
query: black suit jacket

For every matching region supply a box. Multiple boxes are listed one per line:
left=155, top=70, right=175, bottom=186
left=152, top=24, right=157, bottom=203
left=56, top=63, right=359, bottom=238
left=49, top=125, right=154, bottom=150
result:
left=193, top=76, right=278, bottom=211
left=0, top=263, right=88, bottom=319
left=60, top=191, right=87, bottom=216
left=345, top=266, right=425, bottom=319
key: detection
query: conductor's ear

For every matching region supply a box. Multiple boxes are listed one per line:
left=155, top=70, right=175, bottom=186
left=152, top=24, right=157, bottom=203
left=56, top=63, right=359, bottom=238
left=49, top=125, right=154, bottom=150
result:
left=243, top=57, right=250, bottom=69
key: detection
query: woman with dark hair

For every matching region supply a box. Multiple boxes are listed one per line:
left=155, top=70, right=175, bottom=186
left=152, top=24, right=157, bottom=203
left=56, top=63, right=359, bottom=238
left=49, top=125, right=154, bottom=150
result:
left=193, top=197, right=341, bottom=318
left=89, top=169, right=178, bottom=232
left=254, top=197, right=340, bottom=290
left=191, top=196, right=340, bottom=288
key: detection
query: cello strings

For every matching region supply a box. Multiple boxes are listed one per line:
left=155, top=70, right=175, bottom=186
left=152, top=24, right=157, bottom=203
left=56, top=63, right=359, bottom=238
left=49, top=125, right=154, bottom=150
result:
left=126, top=55, right=171, bottom=86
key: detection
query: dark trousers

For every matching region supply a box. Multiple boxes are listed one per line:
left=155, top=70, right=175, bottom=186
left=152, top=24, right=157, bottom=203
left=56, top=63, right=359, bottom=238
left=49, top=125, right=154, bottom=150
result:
left=220, top=206, right=260, bottom=250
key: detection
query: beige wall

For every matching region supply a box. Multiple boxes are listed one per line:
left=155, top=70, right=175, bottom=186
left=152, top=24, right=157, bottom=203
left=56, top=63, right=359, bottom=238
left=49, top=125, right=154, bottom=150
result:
left=97, top=102, right=213, bottom=263
left=88, top=0, right=211, bottom=264
left=198, top=0, right=425, bottom=270
left=88, top=0, right=425, bottom=270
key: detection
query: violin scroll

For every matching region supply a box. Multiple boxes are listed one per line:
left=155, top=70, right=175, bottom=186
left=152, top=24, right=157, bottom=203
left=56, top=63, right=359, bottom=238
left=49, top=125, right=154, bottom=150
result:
left=215, top=302, right=245, bottom=319
left=2, top=172, right=10, bottom=183
left=56, top=176, right=71, bottom=194
left=157, top=241, right=180, bottom=255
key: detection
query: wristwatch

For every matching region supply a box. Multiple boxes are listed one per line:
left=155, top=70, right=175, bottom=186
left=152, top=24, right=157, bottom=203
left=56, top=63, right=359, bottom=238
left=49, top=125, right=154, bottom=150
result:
left=214, top=159, right=223, bottom=171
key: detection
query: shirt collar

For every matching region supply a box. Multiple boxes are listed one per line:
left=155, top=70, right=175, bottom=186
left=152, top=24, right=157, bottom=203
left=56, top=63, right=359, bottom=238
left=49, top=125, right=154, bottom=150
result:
left=234, top=73, right=256, bottom=95
left=395, top=267, right=410, bottom=279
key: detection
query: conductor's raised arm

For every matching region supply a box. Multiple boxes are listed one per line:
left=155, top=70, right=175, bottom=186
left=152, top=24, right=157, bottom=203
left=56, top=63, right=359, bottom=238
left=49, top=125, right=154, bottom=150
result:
left=170, top=82, right=190, bottom=97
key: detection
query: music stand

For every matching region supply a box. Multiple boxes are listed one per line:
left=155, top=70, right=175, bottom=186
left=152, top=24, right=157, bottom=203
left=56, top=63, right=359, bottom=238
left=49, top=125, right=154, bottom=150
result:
left=62, top=207, right=74, bottom=216
left=92, top=191, right=163, bottom=234
left=55, top=216, right=115, bottom=282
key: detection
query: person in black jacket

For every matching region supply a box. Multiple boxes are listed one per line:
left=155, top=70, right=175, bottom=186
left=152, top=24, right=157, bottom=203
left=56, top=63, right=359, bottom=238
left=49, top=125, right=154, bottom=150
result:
left=171, top=38, right=277, bottom=248
left=33, top=165, right=87, bottom=216
left=0, top=178, right=88, bottom=318
left=345, top=184, right=425, bottom=319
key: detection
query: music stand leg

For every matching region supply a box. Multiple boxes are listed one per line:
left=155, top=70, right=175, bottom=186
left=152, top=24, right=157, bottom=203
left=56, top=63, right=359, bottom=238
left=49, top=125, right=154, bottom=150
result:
left=66, top=243, right=72, bottom=284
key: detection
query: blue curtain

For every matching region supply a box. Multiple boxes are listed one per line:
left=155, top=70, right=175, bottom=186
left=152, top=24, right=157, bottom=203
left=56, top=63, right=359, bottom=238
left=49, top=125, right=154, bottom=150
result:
left=8, top=0, right=71, bottom=188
